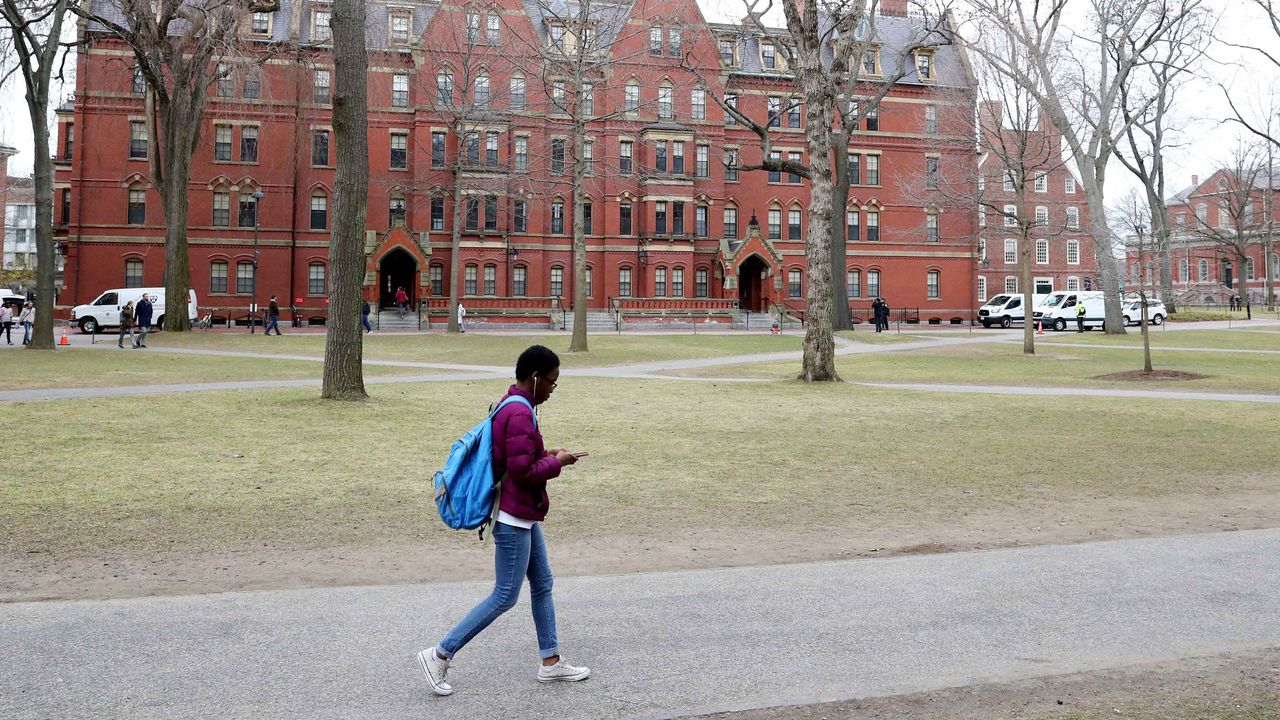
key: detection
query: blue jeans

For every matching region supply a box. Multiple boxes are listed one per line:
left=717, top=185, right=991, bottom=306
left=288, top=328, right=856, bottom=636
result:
left=265, top=316, right=280, bottom=334
left=362, top=315, right=372, bottom=332
left=438, top=521, right=559, bottom=660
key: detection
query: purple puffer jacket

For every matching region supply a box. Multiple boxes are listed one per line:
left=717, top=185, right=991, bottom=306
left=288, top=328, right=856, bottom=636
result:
left=493, top=385, right=562, bottom=522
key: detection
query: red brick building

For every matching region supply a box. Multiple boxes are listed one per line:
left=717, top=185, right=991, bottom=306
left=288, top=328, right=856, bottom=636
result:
left=975, top=103, right=1097, bottom=303
left=1126, top=170, right=1278, bottom=307
left=56, top=0, right=986, bottom=325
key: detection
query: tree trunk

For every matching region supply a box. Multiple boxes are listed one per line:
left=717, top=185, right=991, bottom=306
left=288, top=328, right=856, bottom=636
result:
left=26, top=75, right=57, bottom=349
left=446, top=163, right=464, bottom=334
left=155, top=81, right=205, bottom=333
left=1081, top=175, right=1126, bottom=334
left=569, top=121, right=588, bottom=353
left=799, top=101, right=838, bottom=382
left=828, top=143, right=853, bottom=332
left=1238, top=252, right=1252, bottom=321
left=321, top=0, right=369, bottom=400
left=1018, top=190, right=1034, bottom=355
left=1140, top=291, right=1152, bottom=372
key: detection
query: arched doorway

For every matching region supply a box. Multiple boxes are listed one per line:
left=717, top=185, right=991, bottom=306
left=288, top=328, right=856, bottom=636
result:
left=738, top=255, right=769, bottom=312
left=379, top=248, right=418, bottom=308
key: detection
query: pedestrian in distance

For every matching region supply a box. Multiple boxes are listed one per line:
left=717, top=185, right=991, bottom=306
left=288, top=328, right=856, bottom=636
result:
left=362, top=300, right=373, bottom=334
left=18, top=301, right=34, bottom=345
left=0, top=303, right=13, bottom=345
left=457, top=302, right=467, bottom=333
left=395, top=286, right=409, bottom=318
left=117, top=301, right=136, bottom=348
left=265, top=296, right=282, bottom=335
left=1075, top=299, right=1087, bottom=332
left=134, top=294, right=153, bottom=348
left=419, top=344, right=591, bottom=696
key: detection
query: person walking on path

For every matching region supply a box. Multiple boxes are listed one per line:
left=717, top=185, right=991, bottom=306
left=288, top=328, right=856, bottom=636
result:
left=265, top=296, right=282, bottom=335
left=1076, top=299, right=1087, bottom=332
left=18, top=301, right=34, bottom=345
left=362, top=300, right=373, bottom=334
left=457, top=302, right=467, bottom=333
left=133, top=295, right=153, bottom=348
left=0, top=303, right=13, bottom=345
left=117, top=301, right=136, bottom=349
left=395, top=287, right=409, bottom=318
left=418, top=345, right=590, bottom=696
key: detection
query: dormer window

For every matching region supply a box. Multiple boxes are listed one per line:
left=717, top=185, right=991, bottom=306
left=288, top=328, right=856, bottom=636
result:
left=312, top=8, right=331, bottom=42
left=390, top=12, right=411, bottom=45
left=915, top=50, right=935, bottom=81
left=862, top=49, right=880, bottom=75
left=718, top=39, right=735, bottom=65
left=761, top=42, right=776, bottom=69
left=250, top=12, right=271, bottom=35
left=550, top=25, right=566, bottom=52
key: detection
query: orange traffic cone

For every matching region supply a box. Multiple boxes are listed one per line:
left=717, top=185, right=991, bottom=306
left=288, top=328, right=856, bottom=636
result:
left=1036, top=319, right=1044, bottom=336
left=59, top=326, right=70, bottom=346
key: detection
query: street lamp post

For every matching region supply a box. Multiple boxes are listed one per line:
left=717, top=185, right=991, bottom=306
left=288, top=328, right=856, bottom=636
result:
left=250, top=190, right=264, bottom=333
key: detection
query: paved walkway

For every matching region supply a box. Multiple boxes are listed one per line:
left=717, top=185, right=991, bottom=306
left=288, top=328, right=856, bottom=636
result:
left=2, top=529, right=1276, bottom=719
left=857, top=381, right=1280, bottom=404
left=1029, top=341, right=1280, bottom=355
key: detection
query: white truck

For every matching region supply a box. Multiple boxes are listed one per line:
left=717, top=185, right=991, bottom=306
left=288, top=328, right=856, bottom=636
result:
left=1034, top=291, right=1106, bottom=331
left=70, top=287, right=198, bottom=333
left=978, top=293, right=1048, bottom=328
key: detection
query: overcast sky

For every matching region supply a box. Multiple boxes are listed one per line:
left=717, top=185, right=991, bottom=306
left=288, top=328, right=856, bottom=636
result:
left=2, top=0, right=1276, bottom=205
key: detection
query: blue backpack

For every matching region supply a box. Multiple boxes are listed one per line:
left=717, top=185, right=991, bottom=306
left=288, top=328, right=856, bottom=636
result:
left=434, top=396, right=535, bottom=540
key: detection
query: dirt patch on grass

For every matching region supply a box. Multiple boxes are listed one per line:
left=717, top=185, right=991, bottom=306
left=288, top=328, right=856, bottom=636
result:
left=1092, top=370, right=1208, bottom=382
left=691, top=647, right=1280, bottom=720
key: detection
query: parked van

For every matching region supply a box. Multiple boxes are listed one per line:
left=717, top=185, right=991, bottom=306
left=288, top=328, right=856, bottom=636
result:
left=978, top=293, right=1048, bottom=328
left=71, top=288, right=198, bottom=333
left=1035, top=291, right=1106, bottom=331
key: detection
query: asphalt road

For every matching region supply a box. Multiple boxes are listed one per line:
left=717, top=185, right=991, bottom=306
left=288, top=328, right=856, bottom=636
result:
left=3, top=529, right=1278, bottom=719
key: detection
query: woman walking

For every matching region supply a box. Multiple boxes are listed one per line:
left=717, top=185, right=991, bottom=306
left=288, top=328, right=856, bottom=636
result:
left=18, top=301, right=34, bottom=345
left=419, top=344, right=590, bottom=696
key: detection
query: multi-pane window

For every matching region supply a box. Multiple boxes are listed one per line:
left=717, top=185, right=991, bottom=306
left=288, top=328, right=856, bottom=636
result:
left=237, top=261, right=254, bottom=294
left=926, top=214, right=939, bottom=242
left=787, top=99, right=801, bottom=128
left=767, top=97, right=781, bottom=127
left=465, top=12, right=479, bottom=43
left=672, top=267, right=684, bottom=297
left=866, top=105, right=879, bottom=131
left=695, top=268, right=708, bottom=297
left=862, top=51, right=878, bottom=74
left=655, top=201, right=668, bottom=234
left=465, top=265, right=477, bottom=295
left=1005, top=276, right=1018, bottom=293
left=243, top=68, right=260, bottom=99
left=390, top=133, right=408, bottom=169
left=788, top=151, right=802, bottom=183
left=550, top=267, right=564, bottom=298
left=127, top=188, right=146, bottom=224
left=216, top=64, right=233, bottom=97
left=465, top=197, right=479, bottom=230
left=308, top=263, right=326, bottom=295
left=672, top=142, right=685, bottom=174
left=510, top=76, right=525, bottom=110
left=389, top=197, right=406, bottom=226
left=925, top=104, right=937, bottom=134
left=927, top=270, right=940, bottom=299
left=1178, top=258, right=1189, bottom=283
left=551, top=201, right=564, bottom=234
left=978, top=238, right=986, bottom=263
left=390, top=12, right=410, bottom=44
left=430, top=265, right=444, bottom=296
left=392, top=74, right=409, bottom=107
left=1003, top=204, right=1018, bottom=227
left=583, top=139, right=594, bottom=174
left=484, top=265, right=496, bottom=295
left=788, top=209, right=802, bottom=240
left=514, top=200, right=527, bottom=232
left=1003, top=172, right=1016, bottom=192
left=1067, top=239, right=1080, bottom=264
left=312, top=130, right=330, bottom=166
left=550, top=25, right=566, bottom=52
left=620, top=202, right=632, bottom=235
left=655, top=141, right=668, bottom=173
left=431, top=131, right=446, bottom=167
left=485, top=132, right=499, bottom=166
left=725, top=95, right=738, bottom=124
left=251, top=10, right=271, bottom=34
left=515, top=137, right=528, bottom=171
left=658, top=85, right=673, bottom=119
left=847, top=210, right=860, bottom=242
left=867, top=270, right=880, bottom=298
left=1066, top=276, right=1080, bottom=291
left=132, top=66, right=145, bottom=94
left=214, top=125, right=232, bottom=161
left=695, top=144, right=708, bottom=178
left=484, top=195, right=498, bottom=231
left=1034, top=172, right=1047, bottom=193
left=762, top=42, right=776, bottom=69
left=1066, top=207, right=1079, bottom=229
left=487, top=14, right=500, bottom=44
left=210, top=261, right=228, bottom=293
left=513, top=266, right=527, bottom=296
left=848, top=154, right=860, bottom=184
left=654, top=267, right=667, bottom=297
left=978, top=207, right=986, bottom=228
left=463, top=132, right=478, bottom=164
left=725, top=149, right=738, bottom=181
left=865, top=155, right=879, bottom=185
left=618, top=267, right=632, bottom=297
left=695, top=206, right=707, bottom=237
left=719, top=39, right=735, bottom=64
left=213, top=192, right=230, bottom=226
left=1035, top=206, right=1048, bottom=227
left=313, top=69, right=330, bottom=103
left=768, top=151, right=781, bottom=183
left=551, top=139, right=565, bottom=173
left=312, top=9, right=331, bottom=41
left=620, top=141, right=632, bottom=175
left=669, top=27, right=681, bottom=55
left=1199, top=259, right=1209, bottom=281
left=925, top=157, right=939, bottom=189
left=917, top=52, right=933, bottom=79
left=436, top=71, right=453, bottom=106
left=1036, top=239, right=1049, bottom=264
left=724, top=207, right=738, bottom=239
left=650, top=26, right=662, bottom=54
left=625, top=83, right=639, bottom=113
left=310, top=193, right=327, bottom=230
left=1004, top=239, right=1017, bottom=264
left=691, top=89, right=706, bottom=120
left=866, top=211, right=880, bottom=242
left=1066, top=175, right=1076, bottom=193
left=240, top=126, right=259, bottom=162
left=130, top=121, right=148, bottom=159
left=847, top=269, right=861, bottom=298
left=474, top=74, right=490, bottom=107
left=768, top=208, right=782, bottom=239
left=787, top=269, right=802, bottom=298
left=238, top=193, right=258, bottom=227
left=123, top=259, right=144, bottom=288
left=672, top=202, right=684, bottom=235
left=431, top=196, right=444, bottom=230
left=977, top=275, right=987, bottom=301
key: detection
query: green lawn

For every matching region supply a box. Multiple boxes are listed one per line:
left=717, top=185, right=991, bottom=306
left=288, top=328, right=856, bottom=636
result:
left=147, top=331, right=804, bottom=367
left=682, top=341, right=1280, bottom=394
left=1038, top=328, right=1280, bottom=351
left=3, top=376, right=1276, bottom=562
left=0, top=348, right=433, bottom=391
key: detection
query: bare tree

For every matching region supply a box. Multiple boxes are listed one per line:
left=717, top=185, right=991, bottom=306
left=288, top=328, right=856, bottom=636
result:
left=1, top=0, right=72, bottom=350
left=962, top=0, right=1205, bottom=335
left=76, top=0, right=275, bottom=332
left=1116, top=189, right=1157, bottom=372
left=319, top=0, right=366, bottom=400
left=1188, top=144, right=1269, bottom=320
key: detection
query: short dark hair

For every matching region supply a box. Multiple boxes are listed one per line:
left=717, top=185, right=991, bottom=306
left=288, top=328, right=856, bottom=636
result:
left=516, top=345, right=560, bottom=381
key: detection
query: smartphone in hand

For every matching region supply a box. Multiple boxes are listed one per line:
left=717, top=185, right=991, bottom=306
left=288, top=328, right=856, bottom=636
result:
left=572, top=452, right=589, bottom=458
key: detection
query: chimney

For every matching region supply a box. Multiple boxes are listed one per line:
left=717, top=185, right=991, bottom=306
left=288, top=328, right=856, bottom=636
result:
left=1192, top=174, right=1199, bottom=186
left=879, top=0, right=908, bottom=17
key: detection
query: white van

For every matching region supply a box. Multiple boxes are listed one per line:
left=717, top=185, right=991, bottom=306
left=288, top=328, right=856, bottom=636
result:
left=71, top=287, right=198, bottom=333
left=1035, top=291, right=1106, bottom=331
left=978, top=293, right=1047, bottom=328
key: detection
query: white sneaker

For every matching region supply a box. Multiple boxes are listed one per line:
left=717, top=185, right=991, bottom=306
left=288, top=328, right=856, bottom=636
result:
left=417, top=647, right=453, bottom=696
left=537, top=657, right=591, bottom=683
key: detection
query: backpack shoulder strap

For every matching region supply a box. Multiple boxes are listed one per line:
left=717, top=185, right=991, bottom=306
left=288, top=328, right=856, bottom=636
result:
left=479, top=395, right=535, bottom=542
